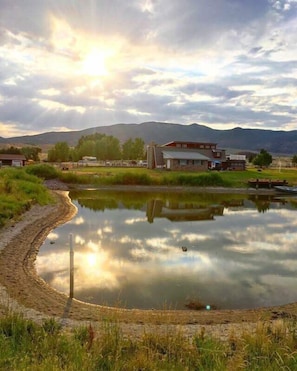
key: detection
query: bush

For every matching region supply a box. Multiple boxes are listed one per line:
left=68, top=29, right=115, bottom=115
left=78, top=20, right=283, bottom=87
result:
left=25, top=164, right=59, bottom=179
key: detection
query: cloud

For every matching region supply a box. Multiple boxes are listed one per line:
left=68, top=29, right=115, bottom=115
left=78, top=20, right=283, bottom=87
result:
left=0, top=0, right=297, bottom=136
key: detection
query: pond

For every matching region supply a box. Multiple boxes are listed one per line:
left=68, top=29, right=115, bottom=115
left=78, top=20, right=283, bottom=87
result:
left=36, top=190, right=297, bottom=310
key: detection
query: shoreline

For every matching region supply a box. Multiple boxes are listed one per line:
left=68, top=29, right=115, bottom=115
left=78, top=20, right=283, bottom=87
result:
left=0, top=187, right=296, bottom=340
left=70, top=183, right=278, bottom=194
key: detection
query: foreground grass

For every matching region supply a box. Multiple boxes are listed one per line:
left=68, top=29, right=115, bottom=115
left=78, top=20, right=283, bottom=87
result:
left=0, top=313, right=297, bottom=370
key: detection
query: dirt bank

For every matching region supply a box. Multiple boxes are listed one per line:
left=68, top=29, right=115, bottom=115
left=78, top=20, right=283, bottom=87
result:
left=0, top=189, right=296, bottom=340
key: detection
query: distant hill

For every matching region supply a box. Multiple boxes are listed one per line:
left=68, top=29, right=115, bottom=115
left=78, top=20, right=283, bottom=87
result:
left=1, top=121, right=297, bottom=155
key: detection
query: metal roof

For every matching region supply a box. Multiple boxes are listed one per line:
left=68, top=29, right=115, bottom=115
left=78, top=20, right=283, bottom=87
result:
left=0, top=154, right=26, bottom=160
left=162, top=150, right=210, bottom=161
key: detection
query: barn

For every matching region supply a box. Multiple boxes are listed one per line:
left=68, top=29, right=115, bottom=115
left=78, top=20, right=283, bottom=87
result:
left=0, top=154, right=26, bottom=167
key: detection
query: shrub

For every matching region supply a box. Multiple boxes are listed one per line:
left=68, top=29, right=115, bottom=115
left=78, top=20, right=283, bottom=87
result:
left=25, top=164, right=59, bottom=179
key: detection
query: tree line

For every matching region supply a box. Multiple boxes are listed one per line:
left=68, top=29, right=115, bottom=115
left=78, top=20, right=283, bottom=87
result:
left=47, top=134, right=145, bottom=162
left=2, top=140, right=297, bottom=168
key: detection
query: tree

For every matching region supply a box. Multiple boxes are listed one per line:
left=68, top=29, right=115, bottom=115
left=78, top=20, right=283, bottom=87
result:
left=122, top=138, right=145, bottom=160
left=77, top=140, right=96, bottom=159
left=0, top=146, right=21, bottom=154
left=48, top=142, right=70, bottom=162
left=292, top=155, right=297, bottom=166
left=21, top=146, right=41, bottom=161
left=95, top=135, right=121, bottom=160
left=122, top=138, right=133, bottom=160
left=75, top=133, right=121, bottom=161
left=252, top=149, right=273, bottom=168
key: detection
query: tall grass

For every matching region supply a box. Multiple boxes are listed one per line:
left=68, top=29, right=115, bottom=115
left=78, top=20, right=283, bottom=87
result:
left=161, top=172, right=230, bottom=187
left=23, top=163, right=296, bottom=188
left=0, top=313, right=297, bottom=370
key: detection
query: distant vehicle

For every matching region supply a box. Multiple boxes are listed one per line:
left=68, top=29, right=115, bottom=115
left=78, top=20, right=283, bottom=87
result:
left=82, top=156, right=97, bottom=161
left=138, top=160, right=147, bottom=167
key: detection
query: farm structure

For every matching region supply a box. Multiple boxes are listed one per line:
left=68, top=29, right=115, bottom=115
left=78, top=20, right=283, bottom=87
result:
left=147, top=141, right=246, bottom=171
left=0, top=154, right=26, bottom=167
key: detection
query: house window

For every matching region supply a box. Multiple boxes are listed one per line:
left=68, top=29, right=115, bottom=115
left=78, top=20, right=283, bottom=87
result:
left=194, top=160, right=202, bottom=165
left=182, top=144, right=187, bottom=148
left=176, top=143, right=181, bottom=147
left=179, top=159, right=187, bottom=166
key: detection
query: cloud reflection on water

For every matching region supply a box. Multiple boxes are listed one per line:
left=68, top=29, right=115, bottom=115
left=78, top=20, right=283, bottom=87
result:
left=37, top=192, right=297, bottom=310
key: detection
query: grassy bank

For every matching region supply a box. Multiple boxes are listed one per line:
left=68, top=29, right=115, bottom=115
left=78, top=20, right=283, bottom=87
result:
left=0, top=167, right=53, bottom=228
left=0, top=312, right=297, bottom=370
left=31, top=163, right=297, bottom=187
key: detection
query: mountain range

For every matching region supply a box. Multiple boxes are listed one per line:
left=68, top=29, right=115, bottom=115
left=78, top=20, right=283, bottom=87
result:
left=1, top=122, right=297, bottom=155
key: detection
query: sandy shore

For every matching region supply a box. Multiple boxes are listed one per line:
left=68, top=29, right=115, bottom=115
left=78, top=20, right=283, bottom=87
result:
left=0, top=188, right=296, bottom=340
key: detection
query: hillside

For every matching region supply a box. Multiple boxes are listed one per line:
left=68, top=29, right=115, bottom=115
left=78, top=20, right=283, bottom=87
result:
left=1, top=122, right=297, bottom=154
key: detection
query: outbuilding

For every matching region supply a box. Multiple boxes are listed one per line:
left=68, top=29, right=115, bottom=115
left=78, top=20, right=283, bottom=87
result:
left=0, top=154, right=26, bottom=167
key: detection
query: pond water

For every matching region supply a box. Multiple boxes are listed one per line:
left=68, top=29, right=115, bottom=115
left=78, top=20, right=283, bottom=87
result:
left=36, top=190, right=297, bottom=310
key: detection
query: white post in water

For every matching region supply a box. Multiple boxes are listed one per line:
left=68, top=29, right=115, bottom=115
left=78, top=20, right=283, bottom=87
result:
left=69, top=233, right=74, bottom=298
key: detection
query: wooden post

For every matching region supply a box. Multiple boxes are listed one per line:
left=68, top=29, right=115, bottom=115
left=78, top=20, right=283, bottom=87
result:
left=69, top=233, right=74, bottom=298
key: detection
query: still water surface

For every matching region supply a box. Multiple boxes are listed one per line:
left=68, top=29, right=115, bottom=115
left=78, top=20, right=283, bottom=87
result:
left=36, top=190, right=297, bottom=310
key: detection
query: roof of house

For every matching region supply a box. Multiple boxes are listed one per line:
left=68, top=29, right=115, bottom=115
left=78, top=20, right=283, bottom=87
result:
left=162, top=141, right=217, bottom=146
left=0, top=154, right=26, bottom=160
left=162, top=150, right=210, bottom=161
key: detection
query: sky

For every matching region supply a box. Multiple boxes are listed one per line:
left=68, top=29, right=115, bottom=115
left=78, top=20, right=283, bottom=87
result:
left=0, top=0, right=297, bottom=138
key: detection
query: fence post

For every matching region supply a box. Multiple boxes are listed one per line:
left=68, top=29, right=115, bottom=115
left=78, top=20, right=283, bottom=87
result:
left=69, top=233, right=74, bottom=298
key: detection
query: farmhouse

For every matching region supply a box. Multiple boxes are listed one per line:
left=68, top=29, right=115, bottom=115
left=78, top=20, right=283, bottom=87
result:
left=147, top=141, right=225, bottom=171
left=147, top=141, right=246, bottom=171
left=0, top=154, right=26, bottom=167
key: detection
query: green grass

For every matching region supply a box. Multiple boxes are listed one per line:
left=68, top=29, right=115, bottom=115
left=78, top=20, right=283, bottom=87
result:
left=0, top=313, right=297, bottom=370
left=0, top=167, right=53, bottom=228
left=60, top=165, right=297, bottom=188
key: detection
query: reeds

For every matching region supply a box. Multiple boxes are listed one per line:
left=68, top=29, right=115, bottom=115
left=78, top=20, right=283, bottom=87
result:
left=0, top=312, right=297, bottom=370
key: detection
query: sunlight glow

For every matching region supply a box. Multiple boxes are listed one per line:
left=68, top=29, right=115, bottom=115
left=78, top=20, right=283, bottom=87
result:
left=87, top=253, right=97, bottom=267
left=81, top=49, right=108, bottom=77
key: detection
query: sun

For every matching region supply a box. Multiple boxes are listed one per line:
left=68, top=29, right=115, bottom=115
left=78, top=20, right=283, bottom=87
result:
left=81, top=49, right=108, bottom=77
